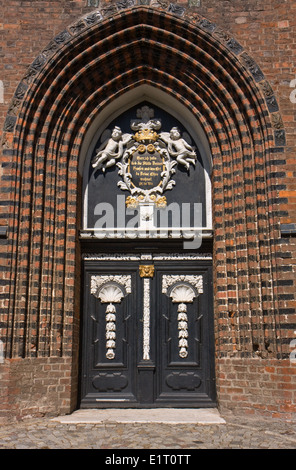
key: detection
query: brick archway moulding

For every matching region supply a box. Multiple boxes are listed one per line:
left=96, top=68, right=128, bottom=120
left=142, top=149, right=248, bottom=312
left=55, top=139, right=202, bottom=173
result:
left=0, top=4, right=287, bottom=386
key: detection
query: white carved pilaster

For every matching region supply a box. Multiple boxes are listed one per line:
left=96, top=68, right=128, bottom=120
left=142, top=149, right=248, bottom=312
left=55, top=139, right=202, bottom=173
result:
left=143, top=277, right=151, bottom=360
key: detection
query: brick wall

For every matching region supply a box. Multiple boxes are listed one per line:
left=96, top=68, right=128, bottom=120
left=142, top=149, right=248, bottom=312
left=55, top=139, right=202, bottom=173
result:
left=217, top=358, right=296, bottom=420
left=0, top=0, right=295, bottom=420
left=0, top=358, right=77, bottom=423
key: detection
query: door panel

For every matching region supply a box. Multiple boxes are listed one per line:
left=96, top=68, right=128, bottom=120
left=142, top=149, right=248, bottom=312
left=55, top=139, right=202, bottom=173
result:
left=80, top=255, right=216, bottom=408
left=155, top=264, right=214, bottom=406
left=81, top=265, right=139, bottom=405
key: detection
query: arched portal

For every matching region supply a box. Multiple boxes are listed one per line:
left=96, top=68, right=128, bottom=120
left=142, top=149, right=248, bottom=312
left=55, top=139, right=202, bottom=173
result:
left=80, top=87, right=215, bottom=406
left=0, top=4, right=286, bottom=415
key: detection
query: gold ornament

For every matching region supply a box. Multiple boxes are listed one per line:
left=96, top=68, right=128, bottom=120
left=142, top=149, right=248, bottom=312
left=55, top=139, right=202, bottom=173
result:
left=139, top=265, right=155, bottom=278
left=134, top=128, right=158, bottom=143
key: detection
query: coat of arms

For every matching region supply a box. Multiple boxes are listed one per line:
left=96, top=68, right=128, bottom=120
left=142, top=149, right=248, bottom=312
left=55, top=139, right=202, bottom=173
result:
left=91, top=106, right=197, bottom=208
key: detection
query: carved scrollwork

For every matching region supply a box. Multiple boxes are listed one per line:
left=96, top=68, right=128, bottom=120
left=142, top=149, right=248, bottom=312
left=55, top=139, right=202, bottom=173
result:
left=91, top=275, right=131, bottom=297
left=162, top=274, right=203, bottom=296
left=117, top=137, right=176, bottom=205
left=54, top=30, right=71, bottom=44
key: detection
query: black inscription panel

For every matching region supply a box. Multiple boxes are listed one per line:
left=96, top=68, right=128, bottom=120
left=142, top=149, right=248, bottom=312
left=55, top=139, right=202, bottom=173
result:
left=129, top=150, right=164, bottom=189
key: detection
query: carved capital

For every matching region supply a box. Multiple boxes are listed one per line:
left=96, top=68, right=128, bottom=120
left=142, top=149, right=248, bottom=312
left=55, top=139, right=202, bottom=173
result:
left=139, top=265, right=155, bottom=278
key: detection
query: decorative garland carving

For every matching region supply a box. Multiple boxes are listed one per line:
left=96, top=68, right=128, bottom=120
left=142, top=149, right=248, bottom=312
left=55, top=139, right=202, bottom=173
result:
left=91, top=275, right=131, bottom=359
left=162, top=275, right=203, bottom=358
left=177, top=302, right=189, bottom=358
left=143, top=277, right=151, bottom=360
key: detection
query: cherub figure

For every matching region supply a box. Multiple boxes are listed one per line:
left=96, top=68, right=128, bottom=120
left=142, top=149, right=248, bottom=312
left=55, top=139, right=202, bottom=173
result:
left=92, top=126, right=132, bottom=172
left=160, top=127, right=197, bottom=170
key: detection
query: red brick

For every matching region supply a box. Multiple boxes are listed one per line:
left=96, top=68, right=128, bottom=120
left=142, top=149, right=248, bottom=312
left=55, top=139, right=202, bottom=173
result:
left=0, top=0, right=295, bottom=421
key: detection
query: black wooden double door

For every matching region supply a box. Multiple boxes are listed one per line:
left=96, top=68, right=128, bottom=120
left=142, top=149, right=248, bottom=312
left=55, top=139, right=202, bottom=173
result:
left=80, top=255, right=216, bottom=407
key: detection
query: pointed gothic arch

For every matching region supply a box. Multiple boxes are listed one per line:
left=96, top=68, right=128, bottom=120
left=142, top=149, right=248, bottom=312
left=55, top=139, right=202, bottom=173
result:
left=0, top=4, right=287, bottom=414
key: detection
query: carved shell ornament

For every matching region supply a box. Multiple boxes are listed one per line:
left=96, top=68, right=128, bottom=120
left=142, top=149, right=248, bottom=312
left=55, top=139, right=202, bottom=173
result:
left=98, top=284, right=124, bottom=304
left=91, top=106, right=197, bottom=207
left=169, top=285, right=196, bottom=303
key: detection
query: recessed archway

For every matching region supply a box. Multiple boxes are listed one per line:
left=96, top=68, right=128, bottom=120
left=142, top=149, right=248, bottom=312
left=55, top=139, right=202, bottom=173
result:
left=0, top=4, right=286, bottom=414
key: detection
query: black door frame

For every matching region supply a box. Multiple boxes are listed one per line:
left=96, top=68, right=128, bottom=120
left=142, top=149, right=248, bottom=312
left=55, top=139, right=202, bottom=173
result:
left=79, top=243, right=216, bottom=408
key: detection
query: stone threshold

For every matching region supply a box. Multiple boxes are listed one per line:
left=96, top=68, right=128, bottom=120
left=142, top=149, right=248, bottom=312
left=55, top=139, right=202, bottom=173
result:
left=52, top=408, right=226, bottom=425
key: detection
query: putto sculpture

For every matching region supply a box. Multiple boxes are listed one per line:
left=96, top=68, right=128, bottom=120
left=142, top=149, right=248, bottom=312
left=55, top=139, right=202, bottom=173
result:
left=159, top=127, right=197, bottom=170
left=91, top=126, right=132, bottom=172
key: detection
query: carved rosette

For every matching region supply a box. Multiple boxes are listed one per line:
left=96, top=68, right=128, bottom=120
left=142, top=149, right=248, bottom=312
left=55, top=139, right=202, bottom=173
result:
left=91, top=275, right=131, bottom=360
left=162, top=275, right=203, bottom=358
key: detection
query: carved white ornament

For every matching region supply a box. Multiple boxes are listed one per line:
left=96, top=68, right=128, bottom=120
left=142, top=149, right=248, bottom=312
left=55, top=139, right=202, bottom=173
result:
left=83, top=253, right=212, bottom=261
left=162, top=275, right=203, bottom=295
left=177, top=303, right=189, bottom=358
left=91, top=126, right=132, bottom=172
left=91, top=275, right=131, bottom=297
left=170, top=284, right=196, bottom=303
left=91, top=275, right=131, bottom=360
left=143, top=278, right=151, bottom=360
left=162, top=275, right=203, bottom=358
left=97, top=284, right=125, bottom=304
left=117, top=139, right=176, bottom=204
left=153, top=253, right=212, bottom=261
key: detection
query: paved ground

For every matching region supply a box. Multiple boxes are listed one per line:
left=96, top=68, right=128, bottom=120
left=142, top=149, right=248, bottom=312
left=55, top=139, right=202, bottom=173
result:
left=0, top=409, right=295, bottom=450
